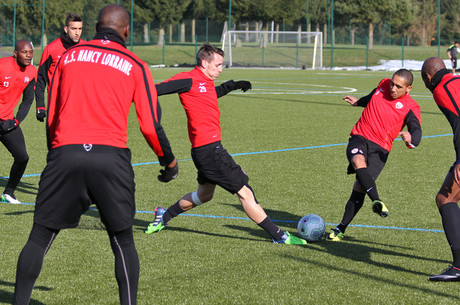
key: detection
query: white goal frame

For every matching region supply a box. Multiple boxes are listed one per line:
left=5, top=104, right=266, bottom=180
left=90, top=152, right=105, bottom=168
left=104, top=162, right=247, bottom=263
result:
left=222, top=30, right=323, bottom=69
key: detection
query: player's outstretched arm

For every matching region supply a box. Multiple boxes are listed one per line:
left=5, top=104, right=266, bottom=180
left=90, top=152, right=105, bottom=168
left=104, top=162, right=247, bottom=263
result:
left=343, top=95, right=358, bottom=106
left=216, top=80, right=252, bottom=98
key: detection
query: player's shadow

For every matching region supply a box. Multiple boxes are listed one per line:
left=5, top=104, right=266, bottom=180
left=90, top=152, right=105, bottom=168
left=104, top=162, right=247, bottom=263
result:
left=0, top=178, right=38, bottom=196
left=220, top=202, right=301, bottom=230
left=307, top=236, right=449, bottom=277
left=0, top=278, right=51, bottom=304
left=4, top=209, right=35, bottom=216
left=140, top=224, right=264, bottom=243
left=281, top=253, right=460, bottom=301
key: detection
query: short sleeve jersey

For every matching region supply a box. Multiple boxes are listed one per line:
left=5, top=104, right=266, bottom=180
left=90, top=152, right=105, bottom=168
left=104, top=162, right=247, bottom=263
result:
left=351, top=78, right=421, bottom=152
left=0, top=56, right=37, bottom=120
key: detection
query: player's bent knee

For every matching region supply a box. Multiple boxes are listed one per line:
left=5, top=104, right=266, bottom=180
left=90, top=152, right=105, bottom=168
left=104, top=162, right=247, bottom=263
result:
left=435, top=193, right=449, bottom=208
left=192, top=191, right=205, bottom=206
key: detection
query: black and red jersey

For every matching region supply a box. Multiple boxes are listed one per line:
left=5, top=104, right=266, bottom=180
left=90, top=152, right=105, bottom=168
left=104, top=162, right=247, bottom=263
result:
left=155, top=67, right=237, bottom=148
left=47, top=29, right=174, bottom=165
left=0, top=56, right=37, bottom=122
left=431, top=70, right=460, bottom=160
left=36, top=35, right=85, bottom=110
left=351, top=78, right=422, bottom=152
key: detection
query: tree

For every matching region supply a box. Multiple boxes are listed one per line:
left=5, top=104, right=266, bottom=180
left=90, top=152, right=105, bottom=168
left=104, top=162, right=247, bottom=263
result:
left=137, top=0, right=191, bottom=45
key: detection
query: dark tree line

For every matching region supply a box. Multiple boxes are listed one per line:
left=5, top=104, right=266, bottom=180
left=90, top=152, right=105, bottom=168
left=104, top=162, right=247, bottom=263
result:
left=0, top=0, right=459, bottom=47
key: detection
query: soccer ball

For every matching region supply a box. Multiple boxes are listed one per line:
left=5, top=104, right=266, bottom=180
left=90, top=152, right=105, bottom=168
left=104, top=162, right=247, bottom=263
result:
left=297, top=214, right=326, bottom=242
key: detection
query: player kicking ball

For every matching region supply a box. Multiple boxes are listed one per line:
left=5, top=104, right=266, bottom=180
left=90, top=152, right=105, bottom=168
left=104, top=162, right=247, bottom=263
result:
left=145, top=43, right=306, bottom=245
left=327, top=69, right=422, bottom=241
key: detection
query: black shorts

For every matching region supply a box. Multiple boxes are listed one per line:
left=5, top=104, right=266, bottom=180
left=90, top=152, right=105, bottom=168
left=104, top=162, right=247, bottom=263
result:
left=34, top=144, right=135, bottom=232
left=452, top=58, right=457, bottom=69
left=191, top=141, right=249, bottom=194
left=346, top=135, right=389, bottom=179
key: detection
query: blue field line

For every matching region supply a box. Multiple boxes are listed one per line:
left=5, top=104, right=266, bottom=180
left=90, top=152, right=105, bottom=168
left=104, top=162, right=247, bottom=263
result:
left=8, top=203, right=443, bottom=233
left=11, top=132, right=454, bottom=179
left=135, top=209, right=444, bottom=233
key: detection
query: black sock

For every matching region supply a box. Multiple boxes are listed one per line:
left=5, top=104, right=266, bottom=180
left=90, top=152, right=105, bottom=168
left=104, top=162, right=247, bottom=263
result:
left=355, top=168, right=380, bottom=202
left=439, top=202, right=460, bottom=267
left=337, top=190, right=366, bottom=234
left=257, top=216, right=284, bottom=240
left=14, top=223, right=59, bottom=305
left=108, top=228, right=139, bottom=305
left=163, top=201, right=185, bottom=224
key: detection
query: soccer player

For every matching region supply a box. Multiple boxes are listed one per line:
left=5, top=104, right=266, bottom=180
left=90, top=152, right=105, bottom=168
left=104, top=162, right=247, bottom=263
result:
left=13, top=5, right=177, bottom=304
left=144, top=43, right=307, bottom=245
left=327, top=69, right=422, bottom=241
left=421, top=57, right=460, bottom=281
left=35, top=12, right=84, bottom=122
left=0, top=40, right=37, bottom=204
left=447, top=42, right=459, bottom=74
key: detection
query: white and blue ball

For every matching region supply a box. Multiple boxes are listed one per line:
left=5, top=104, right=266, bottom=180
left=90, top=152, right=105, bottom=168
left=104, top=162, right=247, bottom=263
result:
left=297, top=214, right=326, bottom=242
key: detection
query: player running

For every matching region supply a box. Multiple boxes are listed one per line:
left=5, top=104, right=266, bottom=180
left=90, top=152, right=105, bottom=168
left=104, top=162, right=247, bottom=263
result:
left=422, top=57, right=460, bottom=281
left=35, top=13, right=84, bottom=122
left=145, top=43, right=307, bottom=245
left=327, top=69, right=422, bottom=241
left=0, top=40, right=37, bottom=204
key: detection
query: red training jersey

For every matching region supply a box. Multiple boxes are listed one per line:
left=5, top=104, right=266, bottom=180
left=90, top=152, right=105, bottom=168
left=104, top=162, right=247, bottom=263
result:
left=36, top=37, right=85, bottom=110
left=351, top=78, right=421, bottom=152
left=0, top=56, right=37, bottom=121
left=432, top=72, right=460, bottom=160
left=162, top=67, right=221, bottom=148
left=47, top=33, right=173, bottom=164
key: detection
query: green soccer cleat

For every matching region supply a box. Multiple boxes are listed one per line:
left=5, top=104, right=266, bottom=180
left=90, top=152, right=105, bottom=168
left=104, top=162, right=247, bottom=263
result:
left=326, top=228, right=344, bottom=241
left=145, top=207, right=167, bottom=234
left=273, top=231, right=307, bottom=245
left=372, top=200, right=389, bottom=218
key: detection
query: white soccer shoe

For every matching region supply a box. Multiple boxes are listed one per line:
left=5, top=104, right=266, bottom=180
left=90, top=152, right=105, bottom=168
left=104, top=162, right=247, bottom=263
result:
left=1, top=193, right=21, bottom=204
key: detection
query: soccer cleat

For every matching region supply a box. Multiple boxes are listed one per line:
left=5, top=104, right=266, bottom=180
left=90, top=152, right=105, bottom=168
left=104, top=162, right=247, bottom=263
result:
left=145, top=207, right=167, bottom=234
left=273, top=231, right=307, bottom=245
left=1, top=193, right=21, bottom=204
left=326, top=228, right=344, bottom=241
left=372, top=200, right=389, bottom=218
left=429, top=266, right=460, bottom=281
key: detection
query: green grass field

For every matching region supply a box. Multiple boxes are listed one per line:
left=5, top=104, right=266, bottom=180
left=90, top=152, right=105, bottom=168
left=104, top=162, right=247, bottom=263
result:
left=1, top=68, right=459, bottom=304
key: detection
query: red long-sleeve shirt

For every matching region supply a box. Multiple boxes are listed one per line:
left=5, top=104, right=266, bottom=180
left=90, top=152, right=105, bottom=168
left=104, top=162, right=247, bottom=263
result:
left=156, top=68, right=221, bottom=148
left=47, top=30, right=174, bottom=165
left=431, top=71, right=460, bottom=160
left=36, top=36, right=85, bottom=109
left=0, top=56, right=37, bottom=122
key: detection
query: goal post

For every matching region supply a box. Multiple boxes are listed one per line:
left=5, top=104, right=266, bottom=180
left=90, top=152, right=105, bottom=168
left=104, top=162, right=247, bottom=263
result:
left=222, top=30, right=323, bottom=69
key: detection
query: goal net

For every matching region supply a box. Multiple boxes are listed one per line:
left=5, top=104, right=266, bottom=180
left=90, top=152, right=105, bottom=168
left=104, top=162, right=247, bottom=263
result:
left=222, top=30, right=323, bottom=69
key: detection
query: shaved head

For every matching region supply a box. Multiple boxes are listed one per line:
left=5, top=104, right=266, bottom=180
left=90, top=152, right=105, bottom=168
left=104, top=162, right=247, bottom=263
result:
left=421, top=57, right=447, bottom=91
left=14, top=39, right=32, bottom=52
left=96, top=4, right=130, bottom=39
left=422, top=57, right=446, bottom=77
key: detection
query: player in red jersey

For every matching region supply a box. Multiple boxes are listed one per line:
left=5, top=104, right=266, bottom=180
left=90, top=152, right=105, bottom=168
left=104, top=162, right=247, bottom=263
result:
left=0, top=40, right=37, bottom=204
left=35, top=12, right=84, bottom=122
left=144, top=43, right=307, bottom=245
left=422, top=57, right=460, bottom=281
left=327, top=69, right=422, bottom=241
left=13, top=5, right=177, bottom=304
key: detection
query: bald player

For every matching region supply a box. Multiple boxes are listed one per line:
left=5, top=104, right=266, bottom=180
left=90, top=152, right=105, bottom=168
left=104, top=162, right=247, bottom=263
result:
left=13, top=5, right=177, bottom=304
left=422, top=57, right=460, bottom=281
left=0, top=40, right=37, bottom=204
